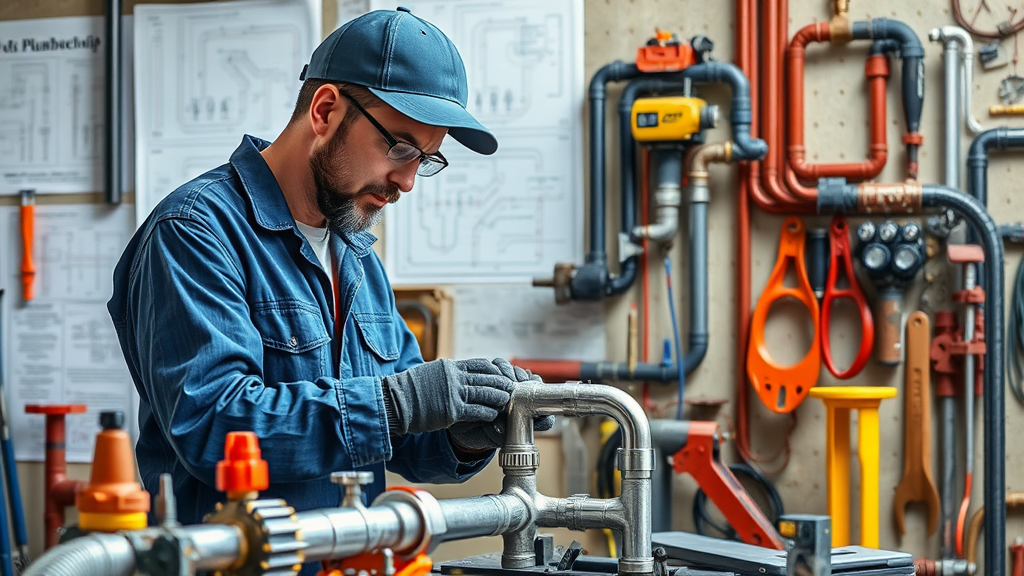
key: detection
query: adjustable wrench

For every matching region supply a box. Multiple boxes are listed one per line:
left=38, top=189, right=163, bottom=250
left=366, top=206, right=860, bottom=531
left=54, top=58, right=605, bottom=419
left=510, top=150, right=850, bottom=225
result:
left=893, top=311, right=941, bottom=535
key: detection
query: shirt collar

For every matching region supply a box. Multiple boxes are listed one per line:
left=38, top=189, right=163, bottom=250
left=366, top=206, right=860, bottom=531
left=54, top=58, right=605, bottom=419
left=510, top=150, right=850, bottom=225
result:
left=230, top=134, right=377, bottom=257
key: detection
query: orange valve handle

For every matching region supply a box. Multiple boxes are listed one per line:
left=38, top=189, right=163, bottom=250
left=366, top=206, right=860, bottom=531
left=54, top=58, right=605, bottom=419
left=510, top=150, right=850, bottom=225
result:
left=821, top=216, right=874, bottom=379
left=746, top=217, right=821, bottom=413
left=20, top=199, right=35, bottom=302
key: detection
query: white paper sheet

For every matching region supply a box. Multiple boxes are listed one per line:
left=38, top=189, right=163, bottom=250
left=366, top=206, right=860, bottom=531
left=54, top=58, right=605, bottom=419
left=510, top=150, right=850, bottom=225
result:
left=0, top=16, right=133, bottom=195
left=452, top=284, right=604, bottom=360
left=0, top=204, right=135, bottom=462
left=133, top=0, right=320, bottom=225
left=377, top=0, right=586, bottom=284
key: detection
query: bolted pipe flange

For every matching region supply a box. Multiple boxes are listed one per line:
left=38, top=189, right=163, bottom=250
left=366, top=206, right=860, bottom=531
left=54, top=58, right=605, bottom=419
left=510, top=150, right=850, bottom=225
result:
left=373, top=488, right=448, bottom=558
left=204, top=499, right=305, bottom=576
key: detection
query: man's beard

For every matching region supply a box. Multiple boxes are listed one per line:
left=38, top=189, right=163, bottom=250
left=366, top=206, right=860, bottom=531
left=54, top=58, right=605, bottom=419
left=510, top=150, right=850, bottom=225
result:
left=309, top=129, right=400, bottom=233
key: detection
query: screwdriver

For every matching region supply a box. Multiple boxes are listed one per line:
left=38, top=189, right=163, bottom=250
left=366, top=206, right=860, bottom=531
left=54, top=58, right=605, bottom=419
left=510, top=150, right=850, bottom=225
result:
left=20, top=190, right=35, bottom=302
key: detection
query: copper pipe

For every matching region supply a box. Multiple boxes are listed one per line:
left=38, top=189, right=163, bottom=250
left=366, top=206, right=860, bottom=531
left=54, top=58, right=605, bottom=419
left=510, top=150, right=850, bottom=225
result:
left=761, top=0, right=818, bottom=205
left=964, top=491, right=1024, bottom=568
left=788, top=24, right=889, bottom=182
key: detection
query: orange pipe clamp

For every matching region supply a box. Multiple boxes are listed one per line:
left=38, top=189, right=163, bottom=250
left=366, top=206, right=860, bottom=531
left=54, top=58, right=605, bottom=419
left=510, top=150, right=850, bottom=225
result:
left=787, top=23, right=890, bottom=183
left=747, top=217, right=821, bottom=413
left=821, top=216, right=874, bottom=379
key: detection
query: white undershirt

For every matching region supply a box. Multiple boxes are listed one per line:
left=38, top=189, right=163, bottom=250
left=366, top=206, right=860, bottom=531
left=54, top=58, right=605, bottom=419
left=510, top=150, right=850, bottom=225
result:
left=295, top=221, right=333, bottom=289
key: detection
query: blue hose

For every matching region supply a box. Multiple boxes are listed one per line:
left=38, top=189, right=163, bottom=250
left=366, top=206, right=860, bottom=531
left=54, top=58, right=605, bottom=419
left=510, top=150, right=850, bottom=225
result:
left=664, top=255, right=685, bottom=419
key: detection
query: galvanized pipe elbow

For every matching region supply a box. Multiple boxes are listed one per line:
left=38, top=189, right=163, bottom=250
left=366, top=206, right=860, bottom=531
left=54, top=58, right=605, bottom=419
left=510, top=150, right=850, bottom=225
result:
left=930, top=26, right=983, bottom=134
left=503, top=382, right=653, bottom=576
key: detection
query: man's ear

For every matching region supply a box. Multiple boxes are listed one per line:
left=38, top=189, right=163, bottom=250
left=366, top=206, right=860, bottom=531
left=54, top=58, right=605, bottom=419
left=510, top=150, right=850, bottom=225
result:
left=309, top=84, right=343, bottom=139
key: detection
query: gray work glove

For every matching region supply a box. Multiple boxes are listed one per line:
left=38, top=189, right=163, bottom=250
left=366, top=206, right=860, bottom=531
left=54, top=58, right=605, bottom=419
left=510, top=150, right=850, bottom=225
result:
left=381, top=358, right=516, bottom=436
left=448, top=358, right=556, bottom=453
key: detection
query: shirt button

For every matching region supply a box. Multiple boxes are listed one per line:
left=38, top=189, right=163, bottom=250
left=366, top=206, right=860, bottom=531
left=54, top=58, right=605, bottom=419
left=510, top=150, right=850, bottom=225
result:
left=289, top=336, right=298, bottom=347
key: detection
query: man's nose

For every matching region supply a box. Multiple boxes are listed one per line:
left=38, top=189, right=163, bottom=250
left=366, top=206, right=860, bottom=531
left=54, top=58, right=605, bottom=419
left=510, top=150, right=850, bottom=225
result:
left=387, top=161, right=419, bottom=193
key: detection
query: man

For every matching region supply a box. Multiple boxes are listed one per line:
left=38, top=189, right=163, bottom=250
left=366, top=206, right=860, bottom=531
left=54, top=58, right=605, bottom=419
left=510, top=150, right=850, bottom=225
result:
left=108, top=6, right=550, bottom=546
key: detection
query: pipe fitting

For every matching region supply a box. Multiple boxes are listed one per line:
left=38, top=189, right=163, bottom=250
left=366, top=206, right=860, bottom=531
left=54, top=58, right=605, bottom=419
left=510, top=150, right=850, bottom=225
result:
left=502, top=382, right=653, bottom=576
left=931, top=25, right=981, bottom=135
left=681, top=62, right=768, bottom=160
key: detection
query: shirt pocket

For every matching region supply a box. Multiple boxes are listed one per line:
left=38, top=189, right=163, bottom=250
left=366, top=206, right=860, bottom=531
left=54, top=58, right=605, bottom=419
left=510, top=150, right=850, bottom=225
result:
left=251, top=300, right=331, bottom=383
left=352, top=312, right=401, bottom=376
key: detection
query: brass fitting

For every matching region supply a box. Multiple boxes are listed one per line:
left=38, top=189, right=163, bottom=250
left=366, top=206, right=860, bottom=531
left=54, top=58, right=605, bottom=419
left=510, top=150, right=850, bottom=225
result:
left=990, top=104, right=1024, bottom=116
left=829, top=0, right=853, bottom=42
left=857, top=181, right=923, bottom=214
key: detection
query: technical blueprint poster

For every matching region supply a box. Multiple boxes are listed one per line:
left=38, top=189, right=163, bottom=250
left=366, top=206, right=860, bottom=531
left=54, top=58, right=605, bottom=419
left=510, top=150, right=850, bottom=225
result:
left=375, top=0, right=585, bottom=283
left=133, top=0, right=320, bottom=225
left=0, top=16, right=132, bottom=195
left=0, top=204, right=135, bottom=462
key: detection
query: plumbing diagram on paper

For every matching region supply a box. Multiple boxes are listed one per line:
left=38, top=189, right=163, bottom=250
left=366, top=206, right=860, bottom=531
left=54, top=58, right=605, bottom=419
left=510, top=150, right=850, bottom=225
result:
left=0, top=204, right=135, bottom=462
left=374, top=0, right=585, bottom=283
left=133, top=0, right=319, bottom=224
left=0, top=16, right=125, bottom=194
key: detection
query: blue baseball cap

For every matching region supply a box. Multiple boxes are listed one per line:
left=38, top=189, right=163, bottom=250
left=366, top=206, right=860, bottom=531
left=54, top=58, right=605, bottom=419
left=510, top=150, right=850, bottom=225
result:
left=299, top=7, right=497, bottom=155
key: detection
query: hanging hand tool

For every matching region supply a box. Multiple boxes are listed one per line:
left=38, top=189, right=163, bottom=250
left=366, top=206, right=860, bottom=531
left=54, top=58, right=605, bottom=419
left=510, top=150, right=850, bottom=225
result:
left=930, top=310, right=961, bottom=558
left=893, top=311, right=941, bottom=536
left=667, top=420, right=786, bottom=549
left=948, top=245, right=987, bottom=557
left=820, top=216, right=874, bottom=379
left=855, top=220, right=926, bottom=365
left=0, top=290, right=28, bottom=572
left=747, top=217, right=820, bottom=413
left=20, top=190, right=36, bottom=302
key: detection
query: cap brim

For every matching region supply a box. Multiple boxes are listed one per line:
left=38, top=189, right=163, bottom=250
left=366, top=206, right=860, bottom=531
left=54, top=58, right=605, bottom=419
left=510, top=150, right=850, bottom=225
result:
left=368, top=88, right=498, bottom=155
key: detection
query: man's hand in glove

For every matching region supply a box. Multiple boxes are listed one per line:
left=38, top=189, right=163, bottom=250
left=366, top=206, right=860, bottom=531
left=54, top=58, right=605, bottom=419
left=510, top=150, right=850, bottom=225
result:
left=448, top=358, right=555, bottom=453
left=380, top=358, right=518, bottom=437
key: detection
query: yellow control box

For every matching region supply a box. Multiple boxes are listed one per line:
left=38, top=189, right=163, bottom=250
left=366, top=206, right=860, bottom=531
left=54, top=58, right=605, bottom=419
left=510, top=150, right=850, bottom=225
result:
left=631, top=96, right=707, bottom=142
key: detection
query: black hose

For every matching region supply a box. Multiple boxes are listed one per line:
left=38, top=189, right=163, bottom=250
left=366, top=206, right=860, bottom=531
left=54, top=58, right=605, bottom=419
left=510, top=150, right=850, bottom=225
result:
left=853, top=19, right=925, bottom=168
left=692, top=463, right=784, bottom=541
left=921, top=186, right=1004, bottom=576
left=1010, top=256, right=1024, bottom=404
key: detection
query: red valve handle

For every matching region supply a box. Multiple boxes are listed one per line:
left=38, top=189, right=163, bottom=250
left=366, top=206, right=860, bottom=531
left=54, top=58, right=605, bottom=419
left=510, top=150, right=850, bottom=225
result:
left=821, top=216, right=875, bottom=379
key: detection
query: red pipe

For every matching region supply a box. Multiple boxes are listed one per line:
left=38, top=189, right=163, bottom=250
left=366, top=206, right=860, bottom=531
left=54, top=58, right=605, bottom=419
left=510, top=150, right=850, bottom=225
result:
left=25, top=405, right=87, bottom=549
left=509, top=359, right=582, bottom=383
left=788, top=23, right=890, bottom=182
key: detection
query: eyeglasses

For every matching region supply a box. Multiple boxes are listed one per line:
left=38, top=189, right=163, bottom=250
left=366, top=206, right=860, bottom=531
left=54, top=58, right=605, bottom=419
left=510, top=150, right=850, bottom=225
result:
left=340, top=92, right=449, bottom=177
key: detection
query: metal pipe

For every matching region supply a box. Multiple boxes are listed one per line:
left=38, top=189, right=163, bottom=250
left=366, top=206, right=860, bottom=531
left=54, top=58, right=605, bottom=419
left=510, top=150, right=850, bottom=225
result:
left=633, top=148, right=682, bottom=243
left=514, top=143, right=731, bottom=384
left=788, top=23, right=889, bottom=182
left=501, top=382, right=653, bottom=576
left=23, top=533, right=135, bottom=576
left=930, top=26, right=983, bottom=136
left=104, top=0, right=122, bottom=204
left=649, top=419, right=691, bottom=531
left=583, top=61, right=643, bottom=293
left=818, top=180, right=1005, bottom=576
left=941, top=396, right=958, bottom=558
left=679, top=62, right=768, bottom=160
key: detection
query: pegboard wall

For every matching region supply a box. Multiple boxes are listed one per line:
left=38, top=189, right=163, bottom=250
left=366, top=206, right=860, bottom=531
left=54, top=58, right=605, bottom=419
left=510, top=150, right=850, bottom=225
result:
left=2, top=0, right=1024, bottom=570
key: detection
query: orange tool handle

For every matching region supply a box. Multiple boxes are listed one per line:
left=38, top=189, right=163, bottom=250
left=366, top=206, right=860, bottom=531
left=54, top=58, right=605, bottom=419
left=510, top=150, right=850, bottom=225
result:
left=746, top=217, right=820, bottom=413
left=672, top=421, right=786, bottom=549
left=20, top=202, right=35, bottom=301
left=821, top=217, right=874, bottom=379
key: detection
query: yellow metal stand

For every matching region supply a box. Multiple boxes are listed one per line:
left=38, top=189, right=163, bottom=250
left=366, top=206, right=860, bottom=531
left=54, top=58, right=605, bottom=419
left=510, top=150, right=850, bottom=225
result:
left=809, top=386, right=897, bottom=548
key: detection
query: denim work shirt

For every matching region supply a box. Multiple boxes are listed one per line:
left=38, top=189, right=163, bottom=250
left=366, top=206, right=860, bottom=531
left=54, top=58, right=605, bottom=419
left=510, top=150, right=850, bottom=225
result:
left=109, top=135, right=489, bottom=529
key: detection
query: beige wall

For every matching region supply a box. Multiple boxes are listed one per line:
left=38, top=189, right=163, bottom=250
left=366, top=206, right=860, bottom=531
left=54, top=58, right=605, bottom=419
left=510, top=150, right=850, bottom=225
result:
left=4, top=0, right=1024, bottom=571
